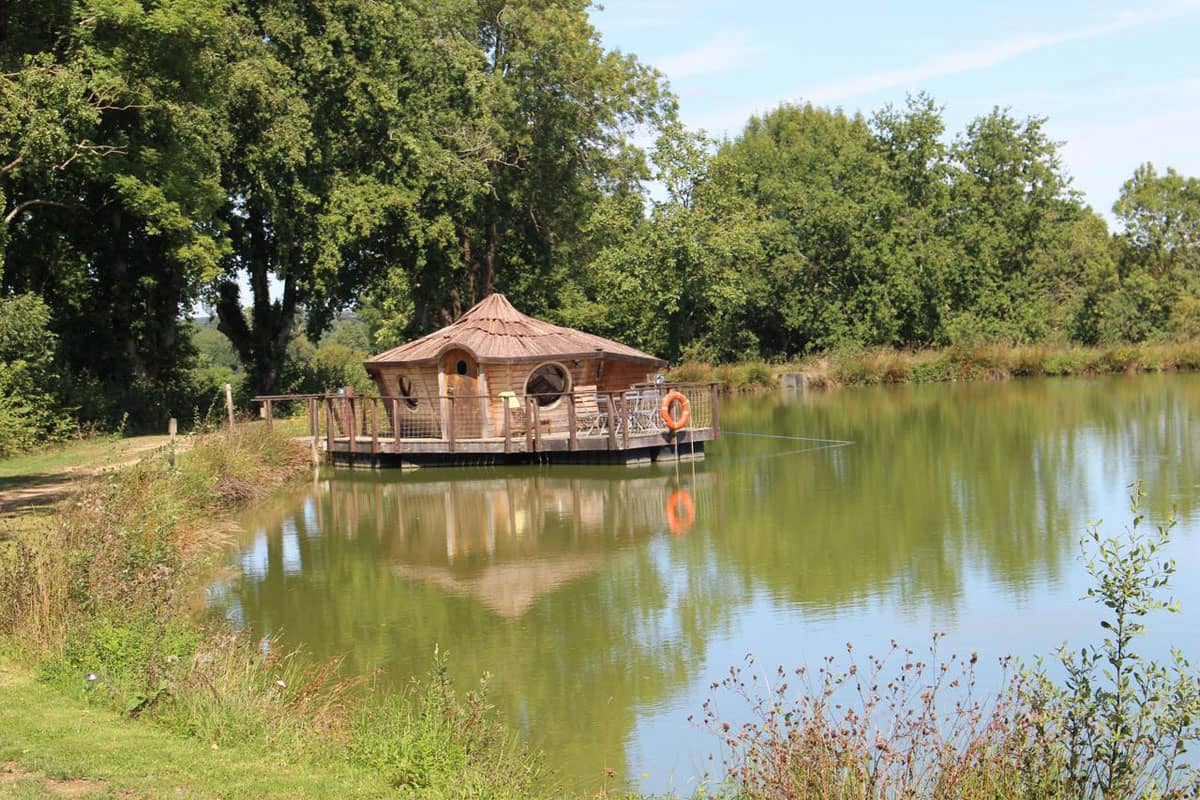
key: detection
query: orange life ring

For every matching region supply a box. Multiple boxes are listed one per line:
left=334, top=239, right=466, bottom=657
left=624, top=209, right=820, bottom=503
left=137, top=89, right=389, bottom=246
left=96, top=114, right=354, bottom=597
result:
left=666, top=489, right=695, bottom=536
left=660, top=389, right=691, bottom=431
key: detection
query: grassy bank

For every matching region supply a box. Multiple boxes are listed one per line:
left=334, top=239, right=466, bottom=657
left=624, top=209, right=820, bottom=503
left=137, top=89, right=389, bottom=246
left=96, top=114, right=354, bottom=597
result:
left=668, top=340, right=1200, bottom=392
left=0, top=427, right=546, bottom=799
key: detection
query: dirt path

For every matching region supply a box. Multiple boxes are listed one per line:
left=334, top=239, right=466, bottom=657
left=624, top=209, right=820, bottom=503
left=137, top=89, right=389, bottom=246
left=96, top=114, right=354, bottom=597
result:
left=0, top=435, right=187, bottom=518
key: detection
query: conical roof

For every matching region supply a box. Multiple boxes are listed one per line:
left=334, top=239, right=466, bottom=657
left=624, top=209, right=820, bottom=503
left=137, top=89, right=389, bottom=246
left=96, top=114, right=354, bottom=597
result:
left=364, top=293, right=666, bottom=367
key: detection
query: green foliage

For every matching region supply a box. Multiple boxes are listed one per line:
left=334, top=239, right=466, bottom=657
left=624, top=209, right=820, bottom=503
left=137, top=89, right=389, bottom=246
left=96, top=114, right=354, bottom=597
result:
left=349, top=651, right=544, bottom=796
left=1025, top=483, right=1200, bottom=799
left=0, top=294, right=73, bottom=454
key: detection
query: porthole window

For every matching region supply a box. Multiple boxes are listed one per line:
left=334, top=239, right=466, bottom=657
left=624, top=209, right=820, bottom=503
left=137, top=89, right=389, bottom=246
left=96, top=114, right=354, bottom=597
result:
left=398, top=375, right=418, bottom=411
left=456, top=359, right=469, bottom=376
left=525, top=362, right=571, bottom=408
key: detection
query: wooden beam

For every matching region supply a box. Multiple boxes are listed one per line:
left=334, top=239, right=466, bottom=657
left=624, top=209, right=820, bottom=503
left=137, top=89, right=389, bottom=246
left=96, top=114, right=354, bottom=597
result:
left=525, top=397, right=534, bottom=453
left=347, top=392, right=356, bottom=466
left=264, top=399, right=273, bottom=430
left=504, top=403, right=512, bottom=454
left=710, top=382, right=721, bottom=436
left=606, top=393, right=618, bottom=451
left=447, top=394, right=456, bottom=453
left=620, top=394, right=630, bottom=450
left=370, top=399, right=379, bottom=455
left=567, top=393, right=577, bottom=451
left=325, top=398, right=334, bottom=463
left=532, top=399, right=541, bottom=452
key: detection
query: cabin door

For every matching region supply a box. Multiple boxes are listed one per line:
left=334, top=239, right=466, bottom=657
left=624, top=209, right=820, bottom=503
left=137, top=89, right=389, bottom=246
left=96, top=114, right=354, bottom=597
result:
left=440, top=349, right=484, bottom=439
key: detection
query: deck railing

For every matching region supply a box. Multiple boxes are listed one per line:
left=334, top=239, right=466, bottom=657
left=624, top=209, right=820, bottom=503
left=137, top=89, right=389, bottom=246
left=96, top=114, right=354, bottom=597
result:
left=253, top=382, right=720, bottom=457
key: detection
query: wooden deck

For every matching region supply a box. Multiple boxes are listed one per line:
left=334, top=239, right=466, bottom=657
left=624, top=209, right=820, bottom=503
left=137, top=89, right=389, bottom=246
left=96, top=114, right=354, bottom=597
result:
left=255, top=382, right=720, bottom=469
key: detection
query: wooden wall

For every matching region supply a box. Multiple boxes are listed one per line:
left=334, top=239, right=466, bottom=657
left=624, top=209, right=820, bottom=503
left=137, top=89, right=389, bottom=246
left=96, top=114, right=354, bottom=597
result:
left=371, top=357, right=661, bottom=440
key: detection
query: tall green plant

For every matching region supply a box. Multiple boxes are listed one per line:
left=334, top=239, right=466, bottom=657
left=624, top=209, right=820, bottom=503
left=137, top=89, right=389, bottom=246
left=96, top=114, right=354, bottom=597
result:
left=1030, top=482, right=1200, bottom=798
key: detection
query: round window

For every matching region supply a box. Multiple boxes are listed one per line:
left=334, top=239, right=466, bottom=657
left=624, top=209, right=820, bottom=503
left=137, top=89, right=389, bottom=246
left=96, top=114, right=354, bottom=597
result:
left=398, top=376, right=418, bottom=410
left=456, top=359, right=469, bottom=376
left=525, top=362, right=570, bottom=408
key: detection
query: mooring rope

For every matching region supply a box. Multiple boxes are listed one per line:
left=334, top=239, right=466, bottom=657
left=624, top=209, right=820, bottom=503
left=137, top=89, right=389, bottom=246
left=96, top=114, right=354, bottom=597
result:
left=716, top=430, right=855, bottom=466
left=721, top=430, right=854, bottom=445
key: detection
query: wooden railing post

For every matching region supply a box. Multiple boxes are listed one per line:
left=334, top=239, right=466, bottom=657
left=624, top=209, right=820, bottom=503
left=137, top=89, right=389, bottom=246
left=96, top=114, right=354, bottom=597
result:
left=391, top=398, right=400, bottom=441
left=503, top=402, right=512, bottom=454
left=606, top=393, right=618, bottom=450
left=620, top=394, right=630, bottom=449
left=532, top=399, right=542, bottom=451
left=309, top=398, right=319, bottom=464
left=370, top=399, right=379, bottom=455
left=525, top=397, right=535, bottom=452
left=710, top=382, right=720, bottom=435
left=325, top=398, right=334, bottom=463
left=447, top=393, right=456, bottom=453
left=346, top=389, right=356, bottom=466
left=264, top=398, right=273, bottom=430
left=567, top=393, right=577, bottom=451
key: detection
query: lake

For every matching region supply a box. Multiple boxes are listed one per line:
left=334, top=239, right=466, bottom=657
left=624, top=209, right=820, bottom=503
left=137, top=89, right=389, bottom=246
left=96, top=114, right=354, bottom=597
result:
left=207, top=374, right=1200, bottom=795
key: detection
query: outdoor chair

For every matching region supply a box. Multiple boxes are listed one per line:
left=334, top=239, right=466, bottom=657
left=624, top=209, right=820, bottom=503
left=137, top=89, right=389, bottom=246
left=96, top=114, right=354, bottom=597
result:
left=573, top=385, right=607, bottom=436
left=498, top=391, right=527, bottom=436
left=625, top=387, right=664, bottom=432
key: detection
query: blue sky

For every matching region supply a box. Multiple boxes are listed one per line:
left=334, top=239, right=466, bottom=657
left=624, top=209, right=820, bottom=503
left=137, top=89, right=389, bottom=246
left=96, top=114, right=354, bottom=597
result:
left=592, top=0, right=1200, bottom=221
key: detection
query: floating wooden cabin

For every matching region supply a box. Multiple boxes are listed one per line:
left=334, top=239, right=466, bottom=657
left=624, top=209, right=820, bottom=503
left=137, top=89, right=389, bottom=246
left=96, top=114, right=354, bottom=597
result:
left=256, top=294, right=720, bottom=468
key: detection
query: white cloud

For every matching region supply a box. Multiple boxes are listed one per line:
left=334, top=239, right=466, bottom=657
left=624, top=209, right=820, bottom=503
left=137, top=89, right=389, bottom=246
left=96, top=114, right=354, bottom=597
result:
left=682, top=2, right=1200, bottom=137
left=800, top=14, right=1147, bottom=105
left=655, top=32, right=756, bottom=80
left=1059, top=106, right=1200, bottom=219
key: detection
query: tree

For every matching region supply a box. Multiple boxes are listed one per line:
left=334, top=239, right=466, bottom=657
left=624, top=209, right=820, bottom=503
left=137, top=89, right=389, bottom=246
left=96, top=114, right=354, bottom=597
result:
left=944, top=108, right=1086, bottom=344
left=213, top=0, right=672, bottom=396
left=2, top=0, right=235, bottom=425
left=1103, top=164, right=1200, bottom=341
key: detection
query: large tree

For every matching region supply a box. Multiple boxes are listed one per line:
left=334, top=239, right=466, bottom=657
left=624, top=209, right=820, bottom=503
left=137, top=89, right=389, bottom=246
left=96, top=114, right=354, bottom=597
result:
left=214, top=0, right=671, bottom=395
left=1, top=0, right=234, bottom=423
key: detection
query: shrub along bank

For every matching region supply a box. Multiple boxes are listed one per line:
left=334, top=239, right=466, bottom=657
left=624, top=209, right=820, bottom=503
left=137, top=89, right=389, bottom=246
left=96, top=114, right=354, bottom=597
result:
left=669, top=339, right=1200, bottom=392
left=2, top=427, right=1199, bottom=798
left=0, top=427, right=545, bottom=798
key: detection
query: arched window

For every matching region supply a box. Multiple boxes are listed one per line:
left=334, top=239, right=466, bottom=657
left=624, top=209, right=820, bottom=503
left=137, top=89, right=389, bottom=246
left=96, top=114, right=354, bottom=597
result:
left=524, top=362, right=571, bottom=408
left=398, top=375, right=418, bottom=411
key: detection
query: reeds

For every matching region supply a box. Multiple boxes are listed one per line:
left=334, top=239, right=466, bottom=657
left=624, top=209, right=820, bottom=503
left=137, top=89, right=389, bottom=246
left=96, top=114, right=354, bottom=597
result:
left=791, top=340, right=1200, bottom=388
left=0, top=425, right=545, bottom=796
left=700, top=640, right=1061, bottom=800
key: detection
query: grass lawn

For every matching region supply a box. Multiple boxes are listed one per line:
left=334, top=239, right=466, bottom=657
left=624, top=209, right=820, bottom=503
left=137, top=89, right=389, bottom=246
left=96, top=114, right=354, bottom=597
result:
left=0, top=659, right=394, bottom=799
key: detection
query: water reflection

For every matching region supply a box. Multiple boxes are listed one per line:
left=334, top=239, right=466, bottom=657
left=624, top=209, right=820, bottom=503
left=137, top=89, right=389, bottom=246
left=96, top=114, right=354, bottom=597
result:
left=216, top=466, right=733, bottom=785
left=212, top=373, right=1200, bottom=792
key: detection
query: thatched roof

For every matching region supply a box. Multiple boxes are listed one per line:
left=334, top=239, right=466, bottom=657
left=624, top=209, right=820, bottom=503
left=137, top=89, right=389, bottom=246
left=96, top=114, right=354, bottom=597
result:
left=364, top=293, right=666, bottom=367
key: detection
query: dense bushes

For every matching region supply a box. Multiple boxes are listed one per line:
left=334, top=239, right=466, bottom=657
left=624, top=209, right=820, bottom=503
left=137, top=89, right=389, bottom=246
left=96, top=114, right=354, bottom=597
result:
left=0, top=294, right=73, bottom=455
left=706, top=485, right=1200, bottom=799
left=0, top=428, right=544, bottom=796
left=576, top=100, right=1200, bottom=365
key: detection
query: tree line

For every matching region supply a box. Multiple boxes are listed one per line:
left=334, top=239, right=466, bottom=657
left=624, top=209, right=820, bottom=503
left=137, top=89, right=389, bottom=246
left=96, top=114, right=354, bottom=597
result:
left=1, top=0, right=1198, bottom=447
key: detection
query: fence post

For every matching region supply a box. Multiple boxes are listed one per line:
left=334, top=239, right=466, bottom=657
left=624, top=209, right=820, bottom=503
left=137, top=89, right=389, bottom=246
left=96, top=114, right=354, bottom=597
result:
left=606, top=393, right=618, bottom=450
left=620, top=394, right=630, bottom=449
left=264, top=398, right=273, bottom=430
left=504, top=402, right=512, bottom=454
left=370, top=399, right=379, bottom=456
left=346, top=387, right=356, bottom=467
left=168, top=417, right=177, bottom=468
left=391, top=398, right=400, bottom=441
left=567, top=393, right=577, bottom=451
left=710, top=382, right=721, bottom=436
left=224, top=383, right=234, bottom=434
left=525, top=397, right=535, bottom=452
left=325, top=398, right=334, bottom=463
left=447, top=393, right=456, bottom=454
left=310, top=398, right=319, bottom=464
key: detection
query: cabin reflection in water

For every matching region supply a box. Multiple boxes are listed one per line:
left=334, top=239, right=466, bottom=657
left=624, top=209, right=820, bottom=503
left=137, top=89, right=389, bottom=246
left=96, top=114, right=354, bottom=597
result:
left=268, top=470, right=722, bottom=618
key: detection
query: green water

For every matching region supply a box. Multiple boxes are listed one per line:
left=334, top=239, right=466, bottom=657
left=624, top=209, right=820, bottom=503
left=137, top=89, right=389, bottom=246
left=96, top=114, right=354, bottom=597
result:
left=210, top=374, right=1200, bottom=794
